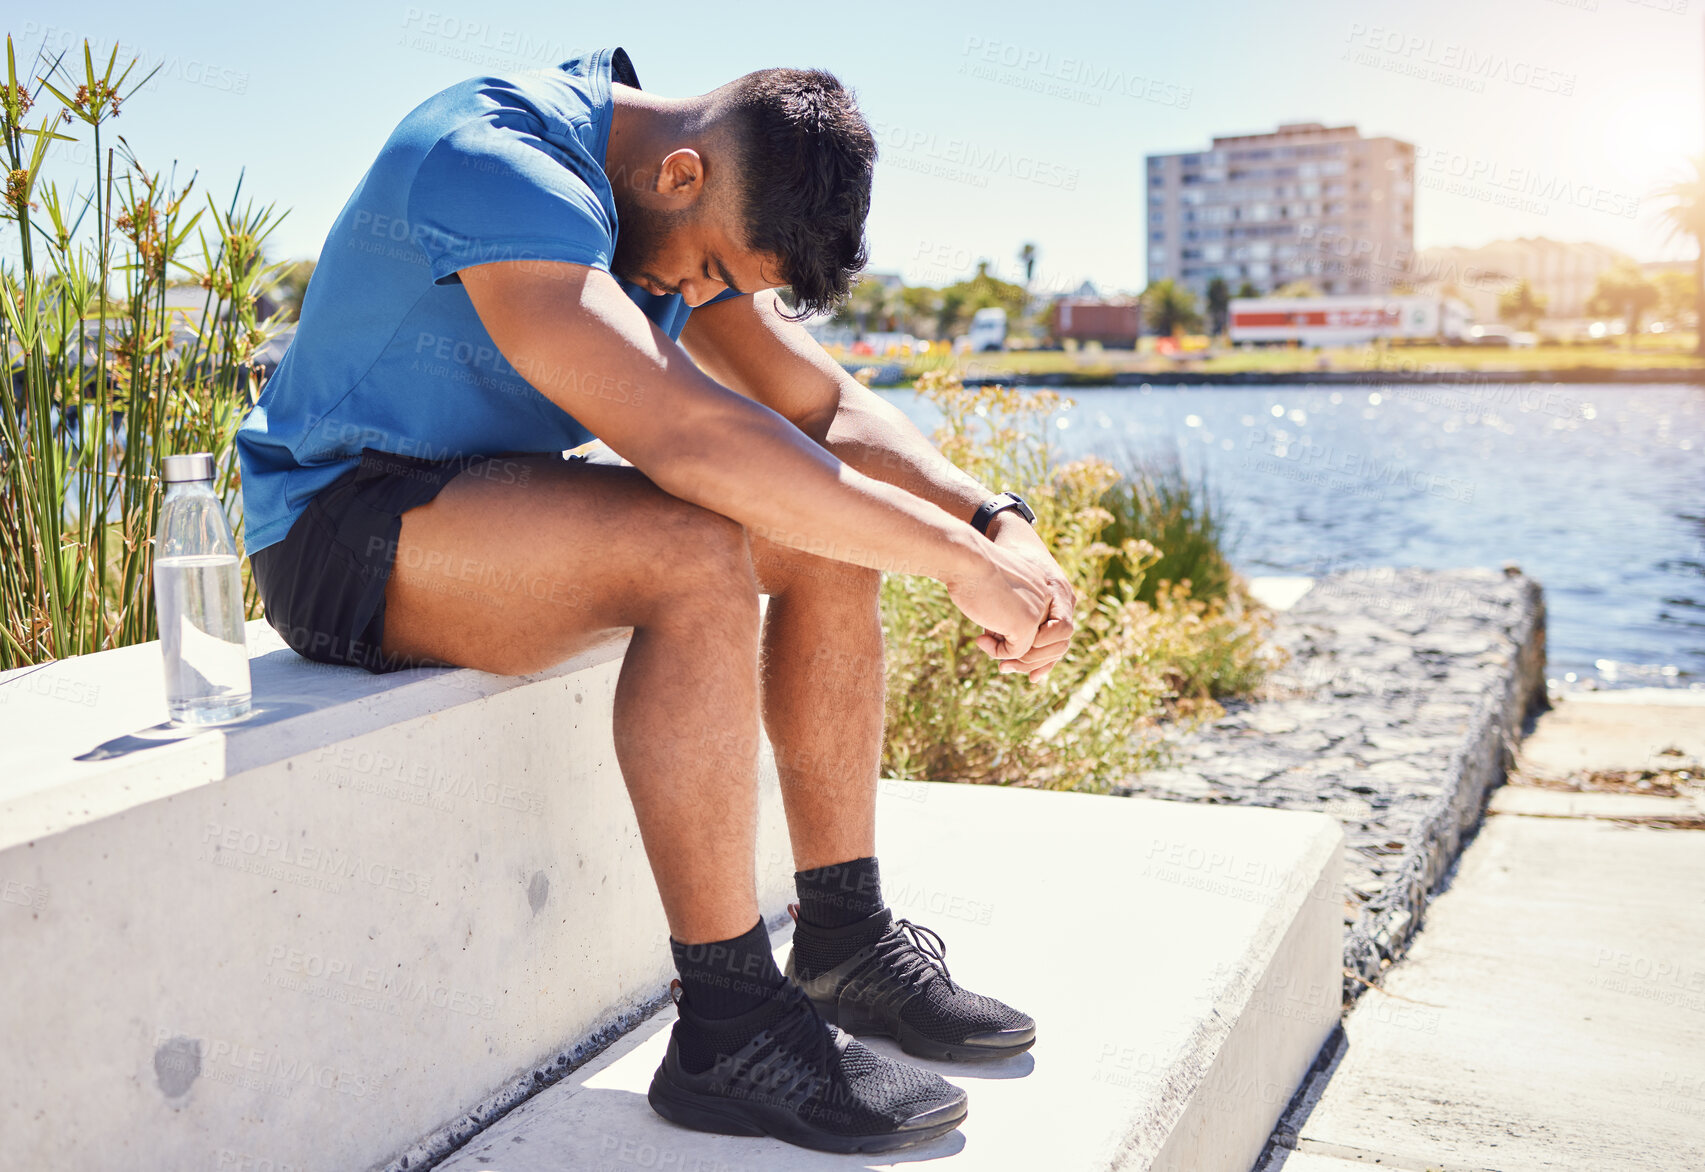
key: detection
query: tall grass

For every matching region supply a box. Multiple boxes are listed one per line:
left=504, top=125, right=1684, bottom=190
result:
left=1, top=37, right=285, bottom=668
left=879, top=371, right=1276, bottom=791
left=1098, top=447, right=1236, bottom=606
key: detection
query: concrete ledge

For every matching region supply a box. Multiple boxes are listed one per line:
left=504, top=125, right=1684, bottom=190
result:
left=434, top=783, right=1346, bottom=1172
left=0, top=621, right=796, bottom=1172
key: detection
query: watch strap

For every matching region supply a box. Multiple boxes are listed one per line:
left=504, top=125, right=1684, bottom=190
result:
left=970, top=492, right=1034, bottom=535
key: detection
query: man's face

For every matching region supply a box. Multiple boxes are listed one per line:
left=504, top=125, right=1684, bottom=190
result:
left=610, top=184, right=785, bottom=308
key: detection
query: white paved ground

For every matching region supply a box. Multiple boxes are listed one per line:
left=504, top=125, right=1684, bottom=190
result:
left=434, top=782, right=1345, bottom=1172
left=1263, top=691, right=1705, bottom=1171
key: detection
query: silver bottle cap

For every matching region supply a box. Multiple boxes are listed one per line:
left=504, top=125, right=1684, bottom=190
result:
left=162, top=453, right=216, bottom=483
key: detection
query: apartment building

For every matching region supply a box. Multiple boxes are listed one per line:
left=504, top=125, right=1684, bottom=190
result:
left=1146, top=122, right=1415, bottom=299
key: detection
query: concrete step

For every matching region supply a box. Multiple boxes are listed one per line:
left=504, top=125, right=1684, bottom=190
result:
left=1518, top=686, right=1705, bottom=779
left=1260, top=808, right=1705, bottom=1172
left=0, top=620, right=797, bottom=1172
left=436, top=783, right=1345, bottom=1172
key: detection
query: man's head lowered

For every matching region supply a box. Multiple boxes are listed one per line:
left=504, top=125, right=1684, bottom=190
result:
left=605, top=67, right=875, bottom=316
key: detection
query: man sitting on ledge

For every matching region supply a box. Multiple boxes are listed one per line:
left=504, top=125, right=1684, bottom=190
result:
left=236, top=46, right=1075, bottom=1153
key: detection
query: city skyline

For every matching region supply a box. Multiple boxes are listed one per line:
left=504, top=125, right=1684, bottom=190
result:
left=9, top=0, right=1702, bottom=296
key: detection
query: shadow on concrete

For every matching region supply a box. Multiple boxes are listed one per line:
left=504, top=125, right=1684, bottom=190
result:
left=859, top=1036, right=1038, bottom=1082
left=561, top=1086, right=970, bottom=1168
left=71, top=648, right=474, bottom=764
left=72, top=698, right=318, bottom=761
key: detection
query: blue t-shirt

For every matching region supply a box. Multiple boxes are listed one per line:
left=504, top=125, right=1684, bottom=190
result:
left=236, top=46, right=736, bottom=554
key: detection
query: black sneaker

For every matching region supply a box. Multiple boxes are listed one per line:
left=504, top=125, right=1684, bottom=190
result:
left=785, top=906, right=1037, bottom=1061
left=647, top=979, right=968, bottom=1153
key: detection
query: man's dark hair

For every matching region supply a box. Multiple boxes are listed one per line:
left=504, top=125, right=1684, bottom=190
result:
left=712, top=68, right=875, bottom=320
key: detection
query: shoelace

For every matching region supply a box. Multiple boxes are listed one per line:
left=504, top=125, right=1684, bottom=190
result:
left=760, top=984, right=837, bottom=1093
left=871, top=918, right=958, bottom=995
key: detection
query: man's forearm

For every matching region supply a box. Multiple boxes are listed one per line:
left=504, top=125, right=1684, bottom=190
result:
left=825, top=379, right=1038, bottom=544
left=666, top=400, right=992, bottom=585
left=826, top=380, right=988, bottom=519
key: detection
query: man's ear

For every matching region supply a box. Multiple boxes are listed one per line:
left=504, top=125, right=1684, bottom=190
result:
left=654, top=148, right=706, bottom=206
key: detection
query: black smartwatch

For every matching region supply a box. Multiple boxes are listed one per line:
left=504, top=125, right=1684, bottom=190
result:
left=970, top=492, right=1036, bottom=536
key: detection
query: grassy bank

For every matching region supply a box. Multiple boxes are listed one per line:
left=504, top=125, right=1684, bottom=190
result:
left=847, top=335, right=1705, bottom=385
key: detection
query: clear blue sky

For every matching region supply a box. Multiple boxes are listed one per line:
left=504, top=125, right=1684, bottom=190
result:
left=14, top=0, right=1702, bottom=294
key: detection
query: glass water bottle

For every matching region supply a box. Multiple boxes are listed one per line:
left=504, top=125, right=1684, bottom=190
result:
left=154, top=453, right=252, bottom=724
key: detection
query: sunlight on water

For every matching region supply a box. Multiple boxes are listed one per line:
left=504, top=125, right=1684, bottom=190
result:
left=890, top=383, right=1705, bottom=689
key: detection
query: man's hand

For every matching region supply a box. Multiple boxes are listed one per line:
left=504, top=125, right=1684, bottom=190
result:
left=946, top=539, right=1053, bottom=664
left=976, top=513, right=1078, bottom=683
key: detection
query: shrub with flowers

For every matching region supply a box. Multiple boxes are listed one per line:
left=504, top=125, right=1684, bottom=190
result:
left=880, top=370, right=1278, bottom=791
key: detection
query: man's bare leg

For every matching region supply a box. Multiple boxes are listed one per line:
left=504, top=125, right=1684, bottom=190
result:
left=753, top=540, right=1039, bottom=1061
left=379, top=455, right=765, bottom=945
left=749, top=541, right=884, bottom=871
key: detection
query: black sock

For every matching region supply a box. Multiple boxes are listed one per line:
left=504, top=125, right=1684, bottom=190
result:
left=794, top=856, right=885, bottom=929
left=670, top=917, right=786, bottom=1021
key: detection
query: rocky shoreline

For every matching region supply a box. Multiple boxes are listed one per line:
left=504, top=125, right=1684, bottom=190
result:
left=1119, top=567, right=1548, bottom=998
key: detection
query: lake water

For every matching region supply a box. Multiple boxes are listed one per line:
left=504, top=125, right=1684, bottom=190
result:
left=885, top=382, right=1705, bottom=691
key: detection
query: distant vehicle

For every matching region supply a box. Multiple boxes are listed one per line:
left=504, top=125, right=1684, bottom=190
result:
left=967, top=307, right=1008, bottom=352
left=1464, top=325, right=1534, bottom=348
left=1051, top=299, right=1140, bottom=348
left=1229, top=295, right=1472, bottom=347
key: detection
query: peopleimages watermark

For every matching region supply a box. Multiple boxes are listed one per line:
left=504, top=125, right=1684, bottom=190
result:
left=1242, top=427, right=1478, bottom=504
left=20, top=22, right=250, bottom=95
left=597, top=1132, right=741, bottom=1172
left=397, top=8, right=577, bottom=71
left=212, top=1148, right=310, bottom=1172
left=1413, top=145, right=1639, bottom=220
left=1343, top=23, right=1578, bottom=96
left=200, top=820, right=434, bottom=901
left=1546, top=0, right=1692, bottom=13
left=1295, top=225, right=1514, bottom=297
left=957, top=36, right=1191, bottom=109
left=909, top=239, right=1086, bottom=299
left=0, top=666, right=99, bottom=708
left=343, top=208, right=587, bottom=281
left=369, top=533, right=594, bottom=612
left=1308, top=577, right=1509, bottom=631
left=1351, top=374, right=1598, bottom=424
left=887, top=880, right=995, bottom=926
left=152, top=1025, right=383, bottom=1101
left=870, top=120, right=1080, bottom=191
left=263, top=941, right=501, bottom=1022
left=313, top=741, right=550, bottom=815
left=1588, top=946, right=1705, bottom=1013
left=1, top=877, right=51, bottom=912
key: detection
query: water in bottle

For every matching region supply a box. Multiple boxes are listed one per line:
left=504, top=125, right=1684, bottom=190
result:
left=154, top=453, right=252, bottom=724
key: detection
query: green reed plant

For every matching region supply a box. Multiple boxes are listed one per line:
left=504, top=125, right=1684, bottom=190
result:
left=1098, top=447, right=1235, bottom=606
left=879, top=370, right=1276, bottom=791
left=1, top=36, right=286, bottom=667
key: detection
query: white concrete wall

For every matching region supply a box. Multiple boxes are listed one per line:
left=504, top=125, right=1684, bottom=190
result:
left=0, top=621, right=796, bottom=1172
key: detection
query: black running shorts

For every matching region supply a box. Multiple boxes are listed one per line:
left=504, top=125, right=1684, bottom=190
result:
left=249, top=447, right=564, bottom=674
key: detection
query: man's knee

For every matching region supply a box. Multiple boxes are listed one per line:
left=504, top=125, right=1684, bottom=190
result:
left=645, top=502, right=759, bottom=613
left=762, top=542, right=881, bottom=600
